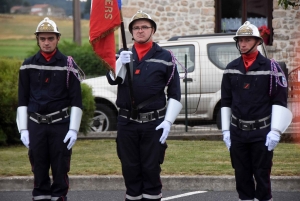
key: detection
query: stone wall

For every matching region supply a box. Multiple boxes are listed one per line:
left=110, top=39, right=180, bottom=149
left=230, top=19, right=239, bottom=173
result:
left=271, top=0, right=300, bottom=72
left=121, top=0, right=215, bottom=43
left=121, top=0, right=300, bottom=71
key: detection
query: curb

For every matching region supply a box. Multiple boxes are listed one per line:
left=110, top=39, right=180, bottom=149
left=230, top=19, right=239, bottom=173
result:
left=0, top=175, right=299, bottom=192
left=78, top=128, right=300, bottom=142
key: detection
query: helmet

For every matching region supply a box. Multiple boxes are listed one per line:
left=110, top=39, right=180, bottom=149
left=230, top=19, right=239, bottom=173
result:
left=233, top=21, right=263, bottom=44
left=128, top=10, right=157, bottom=34
left=34, top=17, right=60, bottom=35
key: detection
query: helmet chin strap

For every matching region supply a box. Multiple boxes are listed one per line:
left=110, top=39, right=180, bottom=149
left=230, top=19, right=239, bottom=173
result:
left=236, top=41, right=257, bottom=55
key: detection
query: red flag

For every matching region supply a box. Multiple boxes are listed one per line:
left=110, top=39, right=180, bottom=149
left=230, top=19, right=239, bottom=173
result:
left=89, top=0, right=121, bottom=76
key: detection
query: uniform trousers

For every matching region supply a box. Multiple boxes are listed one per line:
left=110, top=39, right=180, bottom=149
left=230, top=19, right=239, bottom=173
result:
left=116, top=120, right=167, bottom=201
left=28, top=120, right=71, bottom=201
left=230, top=139, right=273, bottom=201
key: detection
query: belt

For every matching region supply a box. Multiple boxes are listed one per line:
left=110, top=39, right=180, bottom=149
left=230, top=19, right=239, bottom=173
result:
left=119, top=107, right=166, bottom=123
left=29, top=108, right=69, bottom=124
left=231, top=114, right=271, bottom=131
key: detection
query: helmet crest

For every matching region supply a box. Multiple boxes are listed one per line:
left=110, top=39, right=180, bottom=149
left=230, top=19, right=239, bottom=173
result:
left=234, top=21, right=263, bottom=45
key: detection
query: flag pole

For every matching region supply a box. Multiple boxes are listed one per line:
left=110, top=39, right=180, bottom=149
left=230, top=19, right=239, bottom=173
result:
left=119, top=10, right=129, bottom=51
left=119, top=9, right=137, bottom=117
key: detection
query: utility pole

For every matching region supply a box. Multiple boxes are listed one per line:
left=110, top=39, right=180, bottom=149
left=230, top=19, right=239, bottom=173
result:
left=73, top=0, right=81, bottom=46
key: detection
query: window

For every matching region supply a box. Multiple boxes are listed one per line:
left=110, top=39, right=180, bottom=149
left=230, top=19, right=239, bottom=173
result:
left=207, top=42, right=240, bottom=70
left=163, top=45, right=195, bottom=73
left=215, top=0, right=273, bottom=45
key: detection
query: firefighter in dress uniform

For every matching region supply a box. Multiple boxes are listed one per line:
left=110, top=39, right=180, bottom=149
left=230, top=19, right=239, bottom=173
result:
left=106, top=11, right=182, bottom=201
left=16, top=17, right=83, bottom=201
left=221, top=21, right=292, bottom=201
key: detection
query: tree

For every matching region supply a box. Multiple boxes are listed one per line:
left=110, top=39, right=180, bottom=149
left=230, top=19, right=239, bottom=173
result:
left=278, top=0, right=300, bottom=9
left=84, top=0, right=91, bottom=15
left=0, top=0, right=23, bottom=13
left=23, top=1, right=30, bottom=7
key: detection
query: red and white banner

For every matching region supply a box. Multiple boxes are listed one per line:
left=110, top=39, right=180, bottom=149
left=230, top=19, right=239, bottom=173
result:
left=89, top=0, right=122, bottom=76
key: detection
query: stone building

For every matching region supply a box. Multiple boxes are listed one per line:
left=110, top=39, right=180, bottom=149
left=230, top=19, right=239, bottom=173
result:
left=120, top=0, right=300, bottom=72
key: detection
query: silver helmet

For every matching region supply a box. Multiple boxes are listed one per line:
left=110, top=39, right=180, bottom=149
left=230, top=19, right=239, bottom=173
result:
left=233, top=21, right=263, bottom=45
left=128, top=10, right=157, bottom=34
left=34, top=17, right=60, bottom=35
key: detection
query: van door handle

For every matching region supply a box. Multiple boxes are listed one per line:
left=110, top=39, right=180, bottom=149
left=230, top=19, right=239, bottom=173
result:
left=183, top=78, right=193, bottom=82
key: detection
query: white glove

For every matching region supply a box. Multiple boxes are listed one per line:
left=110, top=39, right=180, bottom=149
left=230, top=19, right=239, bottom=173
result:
left=119, top=51, right=132, bottom=65
left=222, top=130, right=231, bottom=150
left=63, top=130, right=77, bottom=150
left=265, top=130, right=281, bottom=151
left=156, top=120, right=172, bottom=144
left=20, top=130, right=29, bottom=148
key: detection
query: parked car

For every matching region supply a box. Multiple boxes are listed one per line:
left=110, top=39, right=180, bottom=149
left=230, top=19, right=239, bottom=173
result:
left=82, top=33, right=272, bottom=132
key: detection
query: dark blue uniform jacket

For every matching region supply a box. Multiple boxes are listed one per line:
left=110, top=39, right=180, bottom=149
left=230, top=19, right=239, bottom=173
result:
left=106, top=42, right=181, bottom=118
left=221, top=52, right=287, bottom=142
left=18, top=49, right=82, bottom=121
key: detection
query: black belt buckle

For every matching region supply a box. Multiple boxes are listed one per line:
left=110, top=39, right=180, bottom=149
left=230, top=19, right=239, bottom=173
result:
left=37, top=114, right=52, bottom=124
left=139, top=113, right=152, bottom=122
left=238, top=120, right=254, bottom=131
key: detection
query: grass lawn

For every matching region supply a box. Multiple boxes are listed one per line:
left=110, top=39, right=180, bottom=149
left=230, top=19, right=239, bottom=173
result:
left=0, top=38, right=90, bottom=60
left=0, top=140, right=299, bottom=177
left=0, top=14, right=91, bottom=60
left=0, top=14, right=90, bottom=40
left=0, top=39, right=37, bottom=60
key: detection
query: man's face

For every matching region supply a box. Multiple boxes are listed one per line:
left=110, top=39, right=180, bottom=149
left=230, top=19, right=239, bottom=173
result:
left=237, top=36, right=260, bottom=54
left=37, top=32, right=59, bottom=53
left=131, top=19, right=154, bottom=43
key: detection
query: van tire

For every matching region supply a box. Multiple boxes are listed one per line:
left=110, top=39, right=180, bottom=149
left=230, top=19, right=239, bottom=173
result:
left=216, top=109, right=222, bottom=130
left=90, top=103, right=117, bottom=132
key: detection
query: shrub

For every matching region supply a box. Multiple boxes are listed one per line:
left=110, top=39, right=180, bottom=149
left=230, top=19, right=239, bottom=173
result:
left=0, top=57, right=21, bottom=145
left=59, top=41, right=108, bottom=77
left=0, top=129, right=7, bottom=145
left=80, top=83, right=96, bottom=135
left=27, top=40, right=107, bottom=77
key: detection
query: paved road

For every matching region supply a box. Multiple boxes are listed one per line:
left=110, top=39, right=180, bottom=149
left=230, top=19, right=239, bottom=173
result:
left=1, top=190, right=300, bottom=201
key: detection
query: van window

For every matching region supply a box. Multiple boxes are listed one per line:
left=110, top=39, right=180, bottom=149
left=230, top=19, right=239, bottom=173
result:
left=207, top=42, right=240, bottom=70
left=163, top=45, right=195, bottom=73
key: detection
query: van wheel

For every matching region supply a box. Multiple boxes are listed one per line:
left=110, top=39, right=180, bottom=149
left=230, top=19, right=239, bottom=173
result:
left=216, top=109, right=221, bottom=130
left=90, top=103, right=117, bottom=132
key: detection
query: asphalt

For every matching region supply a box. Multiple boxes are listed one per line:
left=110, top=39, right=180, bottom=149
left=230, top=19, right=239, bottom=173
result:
left=1, top=125, right=299, bottom=192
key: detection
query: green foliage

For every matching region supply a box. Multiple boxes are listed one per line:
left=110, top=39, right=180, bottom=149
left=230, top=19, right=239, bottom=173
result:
left=84, top=0, right=91, bottom=15
left=0, top=57, right=21, bottom=145
left=80, top=83, right=96, bottom=135
left=0, top=129, right=7, bottom=146
left=59, top=41, right=107, bottom=77
left=278, top=0, right=300, bottom=9
left=23, top=1, right=30, bottom=7
left=27, top=40, right=107, bottom=77
left=0, top=0, right=23, bottom=13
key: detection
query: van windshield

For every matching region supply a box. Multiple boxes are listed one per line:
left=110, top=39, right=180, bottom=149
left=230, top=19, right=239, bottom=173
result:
left=207, top=42, right=240, bottom=70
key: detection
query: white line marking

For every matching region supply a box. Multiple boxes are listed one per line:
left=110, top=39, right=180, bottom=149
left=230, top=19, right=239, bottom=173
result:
left=161, top=191, right=207, bottom=200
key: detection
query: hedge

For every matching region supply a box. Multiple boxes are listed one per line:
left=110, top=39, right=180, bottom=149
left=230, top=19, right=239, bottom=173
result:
left=0, top=58, right=20, bottom=145
left=27, top=40, right=107, bottom=78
